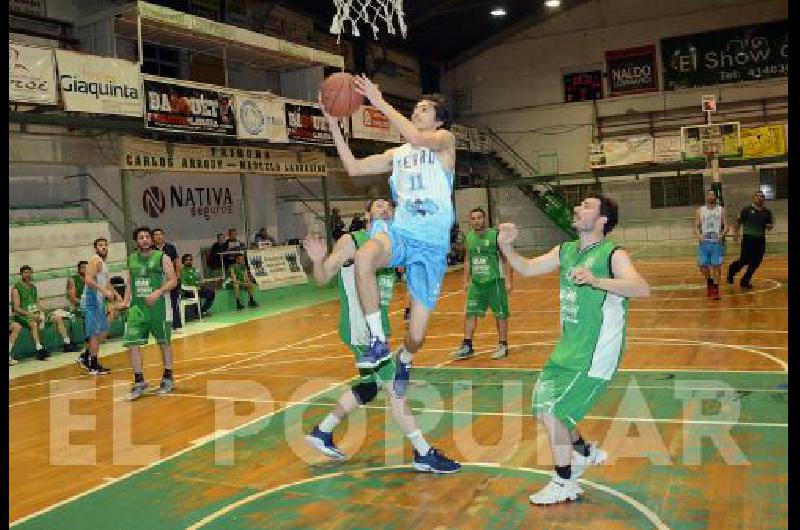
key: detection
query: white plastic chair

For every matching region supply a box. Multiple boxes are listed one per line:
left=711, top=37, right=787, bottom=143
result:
left=179, top=286, right=202, bottom=324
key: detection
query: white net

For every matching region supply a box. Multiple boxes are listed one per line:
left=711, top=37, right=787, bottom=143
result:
left=330, top=0, right=407, bottom=42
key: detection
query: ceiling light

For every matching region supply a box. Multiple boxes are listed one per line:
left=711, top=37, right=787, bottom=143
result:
left=490, top=7, right=507, bottom=17
left=545, top=0, right=561, bottom=7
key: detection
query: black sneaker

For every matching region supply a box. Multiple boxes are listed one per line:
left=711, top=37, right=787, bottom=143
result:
left=726, top=270, right=734, bottom=285
left=412, top=448, right=461, bottom=474
left=236, top=302, right=244, bottom=311
left=90, top=363, right=111, bottom=375
left=248, top=299, right=259, bottom=308
left=740, top=282, right=754, bottom=290
left=77, top=354, right=92, bottom=373
left=63, top=342, right=79, bottom=353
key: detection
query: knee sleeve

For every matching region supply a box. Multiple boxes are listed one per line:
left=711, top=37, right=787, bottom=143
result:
left=351, top=381, right=379, bottom=405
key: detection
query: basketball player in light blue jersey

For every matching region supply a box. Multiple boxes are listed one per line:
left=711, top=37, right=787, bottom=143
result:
left=322, top=75, right=455, bottom=398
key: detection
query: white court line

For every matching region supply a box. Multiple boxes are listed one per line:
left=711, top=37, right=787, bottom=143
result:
left=8, top=374, right=359, bottom=527
left=184, top=463, right=670, bottom=530
left=163, top=394, right=787, bottom=429
left=421, top=365, right=788, bottom=374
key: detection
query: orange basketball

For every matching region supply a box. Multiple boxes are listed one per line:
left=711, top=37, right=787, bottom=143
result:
left=320, top=72, right=364, bottom=118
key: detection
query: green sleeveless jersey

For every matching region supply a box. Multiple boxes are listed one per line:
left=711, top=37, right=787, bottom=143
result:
left=338, top=230, right=395, bottom=347
left=13, top=281, right=38, bottom=312
left=72, top=274, right=85, bottom=299
left=466, top=228, right=503, bottom=283
left=551, top=239, right=629, bottom=379
left=128, top=250, right=168, bottom=316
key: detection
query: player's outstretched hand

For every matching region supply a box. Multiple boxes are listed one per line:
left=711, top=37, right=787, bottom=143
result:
left=303, top=234, right=328, bottom=263
left=352, top=75, right=383, bottom=106
left=497, top=223, right=518, bottom=245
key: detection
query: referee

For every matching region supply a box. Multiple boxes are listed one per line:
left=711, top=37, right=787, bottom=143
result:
left=727, top=190, right=774, bottom=289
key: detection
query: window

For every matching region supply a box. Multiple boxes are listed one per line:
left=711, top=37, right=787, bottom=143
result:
left=556, top=182, right=603, bottom=209
left=142, top=44, right=181, bottom=79
left=650, top=173, right=705, bottom=209
left=759, top=166, right=788, bottom=200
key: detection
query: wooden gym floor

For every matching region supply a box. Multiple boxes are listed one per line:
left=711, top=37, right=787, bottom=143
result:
left=9, top=255, right=788, bottom=529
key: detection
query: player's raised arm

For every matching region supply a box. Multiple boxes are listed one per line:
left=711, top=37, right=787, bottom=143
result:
left=304, top=233, right=356, bottom=285
left=497, top=223, right=560, bottom=277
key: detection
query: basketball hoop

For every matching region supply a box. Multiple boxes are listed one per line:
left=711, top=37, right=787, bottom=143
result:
left=329, top=0, right=407, bottom=42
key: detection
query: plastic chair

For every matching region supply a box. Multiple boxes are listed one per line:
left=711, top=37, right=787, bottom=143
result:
left=179, top=286, right=202, bottom=324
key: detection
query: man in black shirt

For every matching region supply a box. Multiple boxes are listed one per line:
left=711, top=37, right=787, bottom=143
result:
left=208, top=233, right=226, bottom=272
left=153, top=228, right=183, bottom=330
left=727, top=190, right=774, bottom=289
left=224, top=228, right=246, bottom=267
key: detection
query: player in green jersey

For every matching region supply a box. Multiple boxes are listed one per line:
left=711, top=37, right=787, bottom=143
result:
left=119, top=227, right=178, bottom=400
left=452, top=207, right=513, bottom=360
left=11, top=265, right=78, bottom=360
left=498, top=195, right=650, bottom=505
left=229, top=253, right=259, bottom=310
left=302, top=198, right=460, bottom=473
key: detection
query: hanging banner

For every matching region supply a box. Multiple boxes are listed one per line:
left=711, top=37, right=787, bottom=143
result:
left=741, top=124, right=786, bottom=158
left=246, top=246, right=308, bottom=290
left=10, top=0, right=46, bottom=16
left=350, top=105, right=403, bottom=143
left=285, top=101, right=339, bottom=145
left=234, top=92, right=289, bottom=142
left=144, top=76, right=237, bottom=136
left=589, top=137, right=653, bottom=168
left=564, top=70, right=603, bottom=102
left=653, top=136, right=682, bottom=163
left=9, top=43, right=57, bottom=105
left=661, top=20, right=788, bottom=91
left=120, top=137, right=327, bottom=176
left=130, top=171, right=242, bottom=239
left=54, top=50, right=142, bottom=116
left=605, top=45, right=659, bottom=96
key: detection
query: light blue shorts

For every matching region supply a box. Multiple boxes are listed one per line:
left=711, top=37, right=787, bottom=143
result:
left=370, top=220, right=448, bottom=309
left=697, top=240, right=724, bottom=267
left=84, top=300, right=109, bottom=339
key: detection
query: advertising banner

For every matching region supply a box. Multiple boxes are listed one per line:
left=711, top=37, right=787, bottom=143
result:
left=589, top=137, right=654, bottom=168
left=55, top=50, right=142, bottom=116
left=350, top=105, right=403, bottom=143
left=120, top=137, right=327, bottom=176
left=234, top=91, right=288, bottom=142
left=144, top=76, right=237, bottom=136
left=9, top=43, right=57, bottom=104
left=653, top=136, right=682, bottom=163
left=246, top=246, right=308, bottom=290
left=605, top=45, right=659, bottom=96
left=741, top=124, right=786, bottom=158
left=661, top=20, right=788, bottom=90
left=285, top=101, right=342, bottom=145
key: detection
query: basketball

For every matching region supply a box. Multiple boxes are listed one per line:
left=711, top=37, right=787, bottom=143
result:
left=320, top=72, right=364, bottom=118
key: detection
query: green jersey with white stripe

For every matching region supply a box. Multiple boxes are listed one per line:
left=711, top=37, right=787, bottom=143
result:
left=338, top=230, right=395, bottom=348
left=551, top=239, right=629, bottom=379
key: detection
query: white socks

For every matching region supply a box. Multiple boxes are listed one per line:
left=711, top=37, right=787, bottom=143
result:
left=397, top=346, right=413, bottom=364
left=63, top=337, right=71, bottom=344
left=407, top=430, right=431, bottom=455
left=365, top=312, right=386, bottom=342
left=35, top=343, right=43, bottom=350
left=319, top=413, right=341, bottom=433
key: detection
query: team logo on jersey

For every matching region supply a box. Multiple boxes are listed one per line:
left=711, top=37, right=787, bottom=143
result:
left=405, top=198, right=439, bottom=217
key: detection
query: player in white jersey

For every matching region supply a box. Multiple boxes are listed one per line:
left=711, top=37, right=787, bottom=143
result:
left=77, top=238, right=116, bottom=374
left=695, top=189, right=728, bottom=300
left=322, top=76, right=455, bottom=397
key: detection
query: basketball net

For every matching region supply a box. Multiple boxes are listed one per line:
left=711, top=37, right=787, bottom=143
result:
left=329, top=0, right=407, bottom=42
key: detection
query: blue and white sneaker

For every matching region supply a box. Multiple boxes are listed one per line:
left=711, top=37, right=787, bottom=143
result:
left=356, top=337, right=391, bottom=369
left=412, top=448, right=461, bottom=474
left=392, top=352, right=412, bottom=397
left=305, top=426, right=346, bottom=460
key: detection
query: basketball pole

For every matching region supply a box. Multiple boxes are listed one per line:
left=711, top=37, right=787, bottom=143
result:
left=706, top=108, right=723, bottom=207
